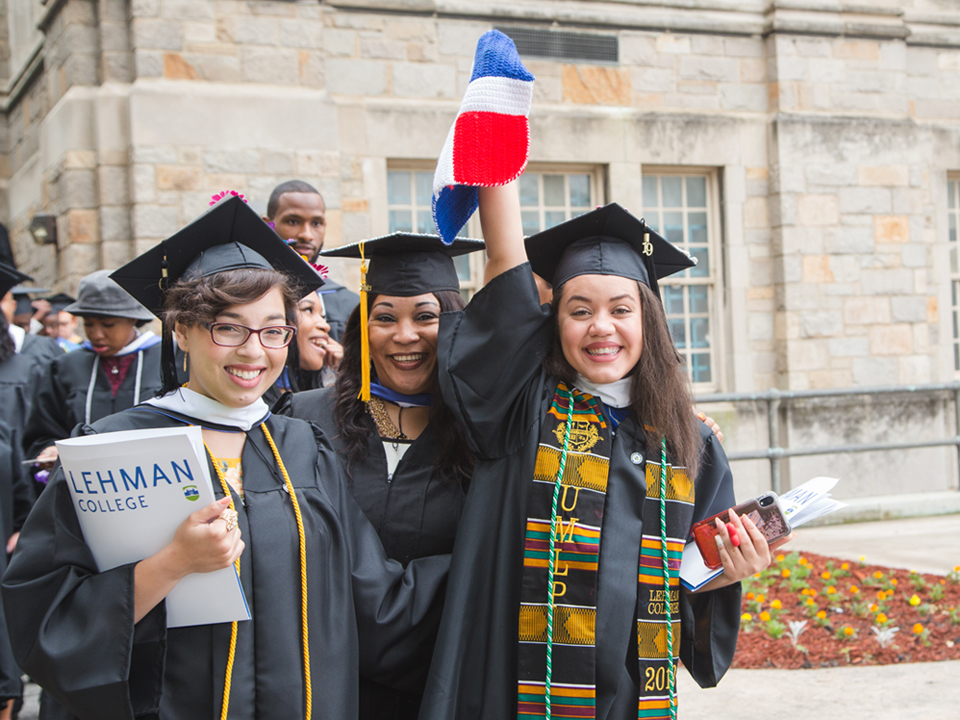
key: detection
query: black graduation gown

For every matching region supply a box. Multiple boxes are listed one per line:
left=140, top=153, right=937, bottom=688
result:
left=23, top=344, right=164, bottom=460
left=422, top=263, right=742, bottom=720
left=285, top=386, right=465, bottom=720
left=0, top=418, right=32, bottom=706
left=2, top=407, right=449, bottom=720
left=19, top=333, right=63, bottom=367
left=319, top=279, right=360, bottom=342
left=0, top=353, right=44, bottom=444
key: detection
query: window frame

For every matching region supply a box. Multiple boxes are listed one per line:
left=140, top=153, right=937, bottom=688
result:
left=640, top=165, right=724, bottom=393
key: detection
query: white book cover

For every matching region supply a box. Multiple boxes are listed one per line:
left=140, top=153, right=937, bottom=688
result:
left=57, top=426, right=250, bottom=628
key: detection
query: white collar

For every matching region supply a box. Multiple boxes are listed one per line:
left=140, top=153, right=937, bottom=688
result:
left=575, top=374, right=632, bottom=409
left=144, top=387, right=269, bottom=432
left=8, top=324, right=24, bottom=353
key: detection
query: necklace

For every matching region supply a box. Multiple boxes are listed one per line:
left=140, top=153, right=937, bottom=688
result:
left=367, top=396, right=407, bottom=440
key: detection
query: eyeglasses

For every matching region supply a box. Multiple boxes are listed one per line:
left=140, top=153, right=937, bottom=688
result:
left=206, top=322, right=297, bottom=349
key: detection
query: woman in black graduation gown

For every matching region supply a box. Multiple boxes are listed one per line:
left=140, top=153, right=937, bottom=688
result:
left=419, top=184, right=792, bottom=720
left=23, top=269, right=163, bottom=466
left=3, top=196, right=448, bottom=720
left=281, top=234, right=481, bottom=720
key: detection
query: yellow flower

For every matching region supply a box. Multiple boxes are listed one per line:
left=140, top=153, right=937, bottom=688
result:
left=869, top=603, right=879, bottom=613
left=850, top=585, right=860, bottom=594
left=776, top=554, right=785, bottom=562
left=841, top=563, right=849, bottom=570
left=955, top=566, right=960, bottom=573
left=843, top=626, right=854, bottom=636
left=877, top=590, right=887, bottom=601
left=909, top=595, right=921, bottom=607
left=874, top=571, right=883, bottom=579
left=746, top=592, right=755, bottom=600
left=859, top=556, right=865, bottom=562
left=781, top=568, right=791, bottom=578
left=913, top=623, right=924, bottom=635
left=798, top=557, right=808, bottom=566
left=771, top=599, right=782, bottom=610
left=827, top=586, right=837, bottom=594
left=910, top=569, right=917, bottom=575
left=805, top=598, right=816, bottom=606
left=816, top=610, right=827, bottom=620
left=821, top=571, right=831, bottom=580
left=876, top=613, right=888, bottom=624
left=890, top=578, right=898, bottom=586
left=760, top=611, right=771, bottom=622
left=741, top=613, right=752, bottom=622
left=756, top=594, right=766, bottom=603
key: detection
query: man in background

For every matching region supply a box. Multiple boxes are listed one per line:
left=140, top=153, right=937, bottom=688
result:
left=264, top=180, right=359, bottom=341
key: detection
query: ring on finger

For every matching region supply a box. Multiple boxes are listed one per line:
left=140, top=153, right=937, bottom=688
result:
left=219, top=508, right=239, bottom=532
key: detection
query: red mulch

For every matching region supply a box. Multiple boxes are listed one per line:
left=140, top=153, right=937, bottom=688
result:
left=732, top=552, right=960, bottom=669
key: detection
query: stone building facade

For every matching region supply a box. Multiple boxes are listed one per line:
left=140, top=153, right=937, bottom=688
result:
left=1, top=0, right=959, bottom=502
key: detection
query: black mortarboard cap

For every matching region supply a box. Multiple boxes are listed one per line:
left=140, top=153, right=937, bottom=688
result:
left=524, top=203, right=695, bottom=299
left=0, top=262, right=35, bottom=300
left=321, top=233, right=485, bottom=297
left=110, top=195, right=324, bottom=316
left=44, top=293, right=77, bottom=313
left=110, top=195, right=325, bottom=394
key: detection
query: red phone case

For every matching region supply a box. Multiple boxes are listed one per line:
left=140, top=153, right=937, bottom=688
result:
left=691, top=494, right=791, bottom=570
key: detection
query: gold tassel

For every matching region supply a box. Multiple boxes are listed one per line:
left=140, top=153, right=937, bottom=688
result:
left=358, top=241, right=371, bottom=402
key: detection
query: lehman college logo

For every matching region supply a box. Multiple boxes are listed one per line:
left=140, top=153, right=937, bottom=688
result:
left=553, top=419, right=600, bottom=453
left=183, top=486, right=200, bottom=502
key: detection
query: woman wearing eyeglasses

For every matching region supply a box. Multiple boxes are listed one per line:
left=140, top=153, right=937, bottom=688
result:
left=3, top=196, right=448, bottom=720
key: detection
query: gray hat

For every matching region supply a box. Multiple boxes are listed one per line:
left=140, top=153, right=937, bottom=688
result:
left=64, top=269, right=155, bottom=321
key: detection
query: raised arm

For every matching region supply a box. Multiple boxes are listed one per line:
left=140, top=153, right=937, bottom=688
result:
left=479, top=182, right=527, bottom=285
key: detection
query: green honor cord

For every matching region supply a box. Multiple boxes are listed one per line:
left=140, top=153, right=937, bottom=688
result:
left=545, top=388, right=574, bottom=720
left=660, top=437, right=677, bottom=720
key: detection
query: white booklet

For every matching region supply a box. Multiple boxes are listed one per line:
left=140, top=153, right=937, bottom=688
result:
left=57, top=426, right=250, bottom=628
left=679, top=476, right=846, bottom=592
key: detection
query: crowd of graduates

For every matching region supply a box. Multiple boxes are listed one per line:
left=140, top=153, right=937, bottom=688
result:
left=0, top=31, right=790, bottom=720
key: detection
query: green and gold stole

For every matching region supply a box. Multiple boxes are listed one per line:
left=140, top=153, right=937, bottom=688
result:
left=516, top=383, right=695, bottom=720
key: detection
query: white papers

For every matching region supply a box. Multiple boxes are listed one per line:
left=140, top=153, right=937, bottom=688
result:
left=57, top=426, right=250, bottom=628
left=679, top=476, right=845, bottom=592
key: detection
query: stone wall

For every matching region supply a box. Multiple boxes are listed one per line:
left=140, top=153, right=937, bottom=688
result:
left=1, top=0, right=959, bottom=499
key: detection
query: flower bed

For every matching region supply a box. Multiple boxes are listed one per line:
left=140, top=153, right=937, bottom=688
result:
left=733, top=552, right=960, bottom=669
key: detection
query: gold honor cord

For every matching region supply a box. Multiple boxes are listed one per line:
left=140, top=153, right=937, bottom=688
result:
left=358, top=241, right=371, bottom=402
left=204, top=426, right=312, bottom=720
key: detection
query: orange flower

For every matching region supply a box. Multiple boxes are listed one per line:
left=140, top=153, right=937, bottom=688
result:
left=850, top=585, right=860, bottom=594
left=876, top=613, right=888, bottom=624
left=760, top=611, right=771, bottom=622
left=877, top=590, right=887, bottom=601
left=805, top=598, right=816, bottom=606
left=816, top=610, right=827, bottom=620
left=821, top=571, right=831, bottom=580
left=843, top=626, right=854, bottom=636
left=756, top=594, right=766, bottom=603
left=841, top=562, right=849, bottom=570
left=781, top=568, right=791, bottom=578
left=869, top=604, right=879, bottom=613
left=874, top=571, right=883, bottom=579
left=746, top=592, right=755, bottom=600
left=771, top=599, right=782, bottom=610
left=941, top=579, right=947, bottom=585
left=890, top=578, right=898, bottom=586
left=776, top=554, right=785, bottom=562
left=827, top=586, right=837, bottom=594
left=913, top=623, right=924, bottom=635
left=798, top=557, right=808, bottom=566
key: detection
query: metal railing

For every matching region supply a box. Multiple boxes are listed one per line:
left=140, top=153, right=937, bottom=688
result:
left=694, top=381, right=960, bottom=494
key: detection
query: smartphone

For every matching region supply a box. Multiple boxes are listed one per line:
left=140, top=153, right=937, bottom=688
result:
left=690, top=492, right=791, bottom=570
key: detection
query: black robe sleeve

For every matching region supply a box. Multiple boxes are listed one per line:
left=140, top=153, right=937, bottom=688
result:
left=23, top=357, right=73, bottom=461
left=2, top=453, right=166, bottom=720
left=678, top=425, right=743, bottom=688
left=438, top=263, right=554, bottom=460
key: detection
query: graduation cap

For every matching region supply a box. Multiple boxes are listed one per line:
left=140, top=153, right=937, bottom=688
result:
left=320, top=232, right=485, bottom=401
left=44, top=293, right=77, bottom=313
left=0, top=263, right=31, bottom=300
left=524, top=203, right=695, bottom=299
left=110, top=194, right=326, bottom=393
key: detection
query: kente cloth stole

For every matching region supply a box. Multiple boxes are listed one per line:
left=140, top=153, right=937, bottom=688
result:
left=515, top=383, right=696, bottom=720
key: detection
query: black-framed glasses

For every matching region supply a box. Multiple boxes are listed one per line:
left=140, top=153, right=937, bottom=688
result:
left=206, top=323, right=297, bottom=349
